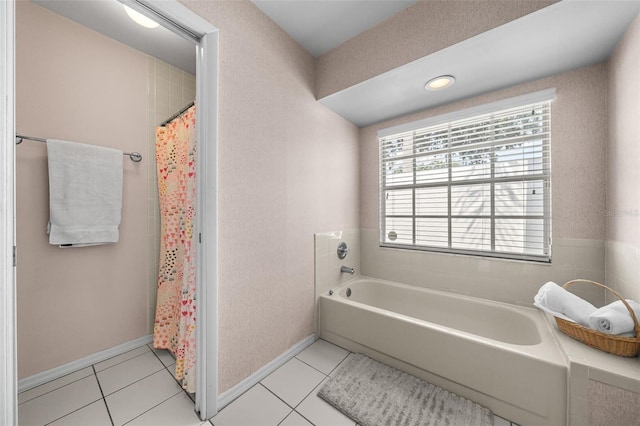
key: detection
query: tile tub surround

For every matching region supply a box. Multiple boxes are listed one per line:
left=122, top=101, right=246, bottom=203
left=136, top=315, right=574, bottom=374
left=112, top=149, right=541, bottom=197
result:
left=314, top=230, right=361, bottom=296
left=361, top=228, right=606, bottom=308
left=314, top=230, right=361, bottom=334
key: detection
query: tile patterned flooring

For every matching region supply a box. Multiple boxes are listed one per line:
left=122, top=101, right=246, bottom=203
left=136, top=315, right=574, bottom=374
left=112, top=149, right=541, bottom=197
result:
left=18, top=339, right=517, bottom=426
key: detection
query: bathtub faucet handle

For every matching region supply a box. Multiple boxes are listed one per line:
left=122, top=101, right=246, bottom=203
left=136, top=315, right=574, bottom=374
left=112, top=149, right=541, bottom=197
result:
left=340, top=266, right=355, bottom=275
left=337, top=242, right=349, bottom=259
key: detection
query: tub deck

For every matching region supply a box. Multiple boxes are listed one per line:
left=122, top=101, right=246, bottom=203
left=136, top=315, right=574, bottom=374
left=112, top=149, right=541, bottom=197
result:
left=318, top=277, right=568, bottom=425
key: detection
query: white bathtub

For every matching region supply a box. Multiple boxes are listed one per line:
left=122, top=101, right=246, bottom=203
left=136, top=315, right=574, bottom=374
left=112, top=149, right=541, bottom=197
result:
left=318, top=277, right=568, bottom=425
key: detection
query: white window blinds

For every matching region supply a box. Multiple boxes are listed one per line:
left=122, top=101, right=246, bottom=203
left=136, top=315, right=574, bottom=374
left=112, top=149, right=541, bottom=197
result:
left=379, top=92, right=553, bottom=262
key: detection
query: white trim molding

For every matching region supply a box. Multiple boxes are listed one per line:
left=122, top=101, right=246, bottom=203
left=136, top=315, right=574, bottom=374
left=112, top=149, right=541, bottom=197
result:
left=0, top=0, right=17, bottom=424
left=377, top=88, right=557, bottom=138
left=117, top=0, right=220, bottom=420
left=217, top=335, right=316, bottom=410
left=195, top=29, right=220, bottom=420
left=18, top=335, right=153, bottom=393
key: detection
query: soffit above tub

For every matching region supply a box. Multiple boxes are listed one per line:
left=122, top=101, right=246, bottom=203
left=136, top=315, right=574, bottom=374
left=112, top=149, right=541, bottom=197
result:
left=251, top=0, right=418, bottom=57
left=319, top=0, right=640, bottom=128
left=33, top=0, right=196, bottom=75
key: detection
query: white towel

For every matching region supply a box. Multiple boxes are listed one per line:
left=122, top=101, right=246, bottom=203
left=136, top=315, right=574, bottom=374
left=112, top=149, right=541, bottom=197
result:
left=533, top=281, right=597, bottom=327
left=587, top=300, right=640, bottom=335
left=47, top=139, right=123, bottom=247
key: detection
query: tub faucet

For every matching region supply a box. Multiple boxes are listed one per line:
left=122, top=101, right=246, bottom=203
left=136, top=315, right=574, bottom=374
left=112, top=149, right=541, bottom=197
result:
left=340, top=266, right=355, bottom=275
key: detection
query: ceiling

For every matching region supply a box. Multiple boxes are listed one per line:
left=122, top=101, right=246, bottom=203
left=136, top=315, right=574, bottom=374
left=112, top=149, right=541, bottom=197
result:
left=319, top=0, right=640, bottom=127
left=33, top=0, right=415, bottom=76
left=34, top=0, right=197, bottom=75
left=33, top=0, right=639, bottom=128
left=251, top=0, right=417, bottom=57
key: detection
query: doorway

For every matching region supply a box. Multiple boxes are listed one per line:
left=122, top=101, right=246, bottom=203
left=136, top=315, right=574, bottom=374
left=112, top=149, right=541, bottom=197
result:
left=1, top=0, right=218, bottom=422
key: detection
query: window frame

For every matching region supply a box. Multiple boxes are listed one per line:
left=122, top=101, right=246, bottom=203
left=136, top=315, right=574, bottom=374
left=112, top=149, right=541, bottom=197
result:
left=378, top=89, right=555, bottom=263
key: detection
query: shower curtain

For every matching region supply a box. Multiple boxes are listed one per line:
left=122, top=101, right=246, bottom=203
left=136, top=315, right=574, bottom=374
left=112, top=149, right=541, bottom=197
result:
left=153, top=104, right=197, bottom=393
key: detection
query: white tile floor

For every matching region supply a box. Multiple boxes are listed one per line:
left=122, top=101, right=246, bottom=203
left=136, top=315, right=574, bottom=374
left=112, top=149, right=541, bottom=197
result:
left=18, top=344, right=203, bottom=426
left=18, top=339, right=519, bottom=426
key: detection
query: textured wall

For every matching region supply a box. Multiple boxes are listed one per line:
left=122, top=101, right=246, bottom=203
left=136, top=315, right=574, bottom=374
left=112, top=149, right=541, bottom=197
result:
left=315, top=0, right=555, bottom=99
left=360, top=64, right=608, bottom=306
left=605, top=15, right=640, bottom=304
left=179, top=0, right=360, bottom=393
left=607, top=15, right=640, bottom=247
left=15, top=2, right=149, bottom=378
left=588, top=381, right=640, bottom=426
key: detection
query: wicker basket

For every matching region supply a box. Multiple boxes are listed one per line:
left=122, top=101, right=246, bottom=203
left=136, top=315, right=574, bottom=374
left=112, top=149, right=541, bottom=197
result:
left=554, top=279, right=640, bottom=357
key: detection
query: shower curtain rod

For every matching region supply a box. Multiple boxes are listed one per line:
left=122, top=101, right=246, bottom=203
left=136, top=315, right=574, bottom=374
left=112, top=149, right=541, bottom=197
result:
left=15, top=134, right=143, bottom=163
left=161, top=101, right=195, bottom=127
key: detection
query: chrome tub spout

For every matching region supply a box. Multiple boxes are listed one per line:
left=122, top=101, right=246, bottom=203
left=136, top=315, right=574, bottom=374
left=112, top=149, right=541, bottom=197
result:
left=340, top=266, right=355, bottom=274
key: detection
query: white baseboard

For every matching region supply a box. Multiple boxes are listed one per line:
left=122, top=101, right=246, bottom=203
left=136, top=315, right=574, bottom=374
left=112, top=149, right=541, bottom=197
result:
left=19, top=333, right=318, bottom=410
left=18, top=334, right=153, bottom=393
left=217, top=334, right=316, bottom=410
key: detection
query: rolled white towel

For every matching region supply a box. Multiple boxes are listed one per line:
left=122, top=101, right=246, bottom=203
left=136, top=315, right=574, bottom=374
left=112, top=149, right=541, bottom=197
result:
left=587, top=300, right=640, bottom=335
left=533, top=281, right=597, bottom=327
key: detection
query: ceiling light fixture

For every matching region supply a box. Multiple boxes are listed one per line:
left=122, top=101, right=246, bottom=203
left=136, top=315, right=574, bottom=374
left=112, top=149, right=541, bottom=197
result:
left=425, top=75, right=456, bottom=91
left=123, top=5, right=159, bottom=29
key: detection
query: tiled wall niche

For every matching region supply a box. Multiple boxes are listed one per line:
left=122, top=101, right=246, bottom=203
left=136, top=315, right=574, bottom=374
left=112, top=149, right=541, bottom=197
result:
left=146, top=58, right=196, bottom=331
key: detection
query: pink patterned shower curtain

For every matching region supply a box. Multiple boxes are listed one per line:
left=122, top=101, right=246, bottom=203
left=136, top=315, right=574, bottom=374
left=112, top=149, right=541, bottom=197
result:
left=153, top=104, right=197, bottom=393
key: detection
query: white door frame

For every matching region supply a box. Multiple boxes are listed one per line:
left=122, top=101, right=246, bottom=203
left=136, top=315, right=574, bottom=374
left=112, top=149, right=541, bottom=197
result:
left=1, top=0, right=219, bottom=421
left=0, top=0, right=17, bottom=424
left=123, top=1, right=220, bottom=419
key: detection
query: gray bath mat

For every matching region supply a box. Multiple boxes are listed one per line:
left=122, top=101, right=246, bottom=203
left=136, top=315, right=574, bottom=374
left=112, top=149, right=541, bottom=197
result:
left=318, top=354, right=494, bottom=426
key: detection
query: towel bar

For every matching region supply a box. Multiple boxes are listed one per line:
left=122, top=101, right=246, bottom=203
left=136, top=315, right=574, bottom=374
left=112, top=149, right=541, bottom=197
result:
left=15, top=134, right=143, bottom=163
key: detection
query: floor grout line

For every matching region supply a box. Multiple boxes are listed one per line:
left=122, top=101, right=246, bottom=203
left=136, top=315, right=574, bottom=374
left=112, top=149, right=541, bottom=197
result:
left=258, top=382, right=297, bottom=411
left=275, top=408, right=296, bottom=426
left=94, top=346, right=153, bottom=374
left=17, top=370, right=96, bottom=406
left=294, top=356, right=337, bottom=377
left=99, top=365, right=167, bottom=398
left=120, top=390, right=184, bottom=425
left=93, top=365, right=115, bottom=426
left=21, top=340, right=516, bottom=426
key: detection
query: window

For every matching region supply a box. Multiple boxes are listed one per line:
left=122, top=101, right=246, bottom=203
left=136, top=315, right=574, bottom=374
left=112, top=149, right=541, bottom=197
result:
left=379, top=90, right=554, bottom=262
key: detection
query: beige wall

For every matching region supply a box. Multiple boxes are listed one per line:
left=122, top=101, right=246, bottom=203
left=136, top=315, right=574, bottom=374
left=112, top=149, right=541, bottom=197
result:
left=360, top=64, right=609, bottom=306
left=315, top=0, right=555, bottom=99
left=588, top=381, right=640, bottom=426
left=15, top=2, right=150, bottom=378
left=606, top=15, right=640, bottom=304
left=180, top=0, right=360, bottom=393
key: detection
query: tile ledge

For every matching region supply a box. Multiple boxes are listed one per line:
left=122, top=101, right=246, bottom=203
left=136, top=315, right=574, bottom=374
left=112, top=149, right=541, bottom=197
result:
left=549, top=318, right=640, bottom=393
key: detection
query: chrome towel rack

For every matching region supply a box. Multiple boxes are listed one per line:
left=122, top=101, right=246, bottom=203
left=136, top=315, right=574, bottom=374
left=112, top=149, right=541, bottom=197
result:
left=15, top=134, right=143, bottom=163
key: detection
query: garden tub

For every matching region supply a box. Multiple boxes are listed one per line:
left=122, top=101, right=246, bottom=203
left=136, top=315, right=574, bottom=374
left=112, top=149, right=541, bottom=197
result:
left=318, top=277, right=567, bottom=425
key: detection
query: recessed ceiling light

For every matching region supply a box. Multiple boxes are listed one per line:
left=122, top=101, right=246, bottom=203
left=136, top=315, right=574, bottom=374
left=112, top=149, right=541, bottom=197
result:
left=425, top=75, right=456, bottom=91
left=123, top=5, right=159, bottom=29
